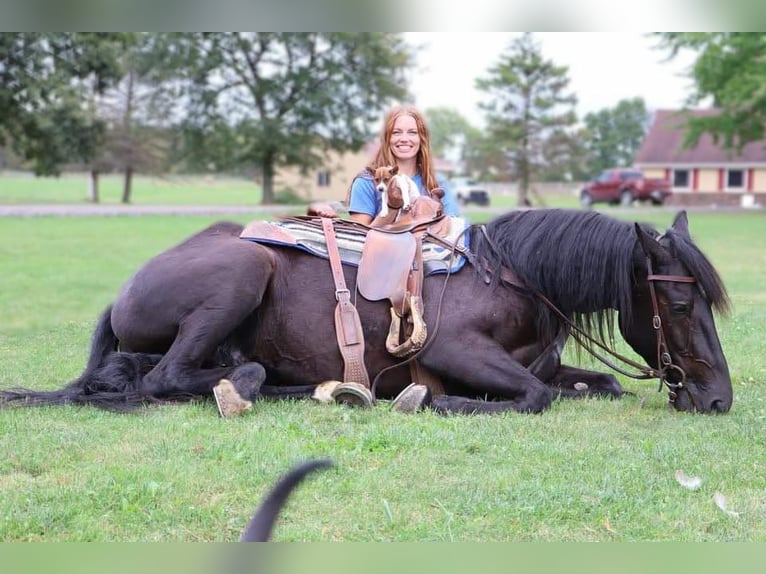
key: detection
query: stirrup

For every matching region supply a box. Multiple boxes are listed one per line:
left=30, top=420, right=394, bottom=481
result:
left=331, top=381, right=374, bottom=408
left=391, top=383, right=431, bottom=413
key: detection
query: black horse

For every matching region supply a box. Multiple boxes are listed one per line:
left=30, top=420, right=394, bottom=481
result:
left=0, top=209, right=732, bottom=414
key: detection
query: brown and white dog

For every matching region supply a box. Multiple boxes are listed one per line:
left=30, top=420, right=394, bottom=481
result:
left=373, top=165, right=421, bottom=218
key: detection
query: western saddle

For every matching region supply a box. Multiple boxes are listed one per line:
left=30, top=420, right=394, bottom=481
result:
left=318, top=193, right=454, bottom=408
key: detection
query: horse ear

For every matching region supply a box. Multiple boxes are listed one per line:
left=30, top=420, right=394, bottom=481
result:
left=670, top=210, right=690, bottom=239
left=635, top=222, right=670, bottom=264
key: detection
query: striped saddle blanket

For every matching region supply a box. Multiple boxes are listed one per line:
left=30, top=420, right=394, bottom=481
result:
left=240, top=216, right=470, bottom=276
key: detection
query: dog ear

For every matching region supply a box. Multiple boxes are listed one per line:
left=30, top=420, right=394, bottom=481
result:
left=390, top=165, right=399, bottom=176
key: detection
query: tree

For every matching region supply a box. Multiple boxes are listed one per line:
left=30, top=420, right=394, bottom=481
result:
left=654, top=33, right=766, bottom=150
left=462, top=128, right=511, bottom=182
left=424, top=107, right=474, bottom=163
left=0, top=33, right=124, bottom=176
left=476, top=33, right=578, bottom=206
left=538, top=127, right=589, bottom=183
left=93, top=33, right=180, bottom=203
left=582, top=97, right=651, bottom=176
left=169, top=33, right=413, bottom=203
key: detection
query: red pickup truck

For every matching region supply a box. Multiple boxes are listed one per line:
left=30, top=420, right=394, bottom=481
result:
left=580, top=168, right=672, bottom=208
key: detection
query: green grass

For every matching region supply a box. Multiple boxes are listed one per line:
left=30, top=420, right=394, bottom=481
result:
left=1, top=211, right=765, bottom=541
left=0, top=171, right=264, bottom=205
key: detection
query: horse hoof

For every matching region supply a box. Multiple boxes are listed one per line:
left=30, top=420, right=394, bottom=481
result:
left=331, top=382, right=373, bottom=408
left=391, top=383, right=431, bottom=413
left=312, top=380, right=342, bottom=403
left=213, top=379, right=253, bottom=417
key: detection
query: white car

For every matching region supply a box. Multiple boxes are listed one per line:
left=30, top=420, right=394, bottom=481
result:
left=450, top=177, right=490, bottom=206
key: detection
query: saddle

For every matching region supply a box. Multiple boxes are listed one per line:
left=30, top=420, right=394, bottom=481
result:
left=240, top=195, right=456, bottom=401
left=336, top=195, right=450, bottom=396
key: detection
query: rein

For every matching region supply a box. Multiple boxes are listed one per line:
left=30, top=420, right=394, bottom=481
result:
left=478, top=225, right=699, bottom=407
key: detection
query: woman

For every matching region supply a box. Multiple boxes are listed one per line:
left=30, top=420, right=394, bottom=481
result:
left=310, top=105, right=460, bottom=222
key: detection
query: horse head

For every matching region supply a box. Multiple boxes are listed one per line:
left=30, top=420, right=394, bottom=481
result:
left=621, top=211, right=732, bottom=413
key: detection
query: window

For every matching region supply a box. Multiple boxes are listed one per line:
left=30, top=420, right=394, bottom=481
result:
left=317, top=171, right=331, bottom=187
left=620, top=170, right=642, bottom=181
left=672, top=169, right=689, bottom=188
left=595, top=170, right=612, bottom=183
left=726, top=169, right=744, bottom=190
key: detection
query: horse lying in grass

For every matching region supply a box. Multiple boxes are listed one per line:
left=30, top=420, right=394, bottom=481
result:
left=0, top=209, right=732, bottom=414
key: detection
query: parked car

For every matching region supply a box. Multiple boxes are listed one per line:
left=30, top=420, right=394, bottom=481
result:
left=450, top=177, right=490, bottom=207
left=580, top=168, right=672, bottom=208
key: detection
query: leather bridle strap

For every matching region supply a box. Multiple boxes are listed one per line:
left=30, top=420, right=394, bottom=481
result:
left=320, top=217, right=370, bottom=388
left=645, top=257, right=697, bottom=405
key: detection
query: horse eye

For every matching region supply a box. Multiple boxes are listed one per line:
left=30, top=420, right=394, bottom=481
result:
left=670, top=302, right=691, bottom=316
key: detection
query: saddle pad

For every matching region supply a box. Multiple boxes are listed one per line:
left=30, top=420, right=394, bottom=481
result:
left=240, top=216, right=469, bottom=276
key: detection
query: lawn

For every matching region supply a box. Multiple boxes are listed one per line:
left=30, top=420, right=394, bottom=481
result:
left=0, top=171, right=265, bottom=205
left=0, top=207, right=765, bottom=542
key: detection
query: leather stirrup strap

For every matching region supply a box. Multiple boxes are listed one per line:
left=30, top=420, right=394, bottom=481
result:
left=321, top=217, right=370, bottom=388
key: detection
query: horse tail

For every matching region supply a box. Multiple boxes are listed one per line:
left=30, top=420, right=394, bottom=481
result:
left=240, top=459, right=334, bottom=542
left=0, top=305, right=161, bottom=411
left=80, top=305, right=120, bottom=377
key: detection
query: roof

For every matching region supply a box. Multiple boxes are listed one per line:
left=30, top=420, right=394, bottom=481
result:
left=635, top=109, right=766, bottom=165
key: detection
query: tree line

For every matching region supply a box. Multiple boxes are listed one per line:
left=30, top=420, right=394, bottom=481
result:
left=1, top=32, right=762, bottom=206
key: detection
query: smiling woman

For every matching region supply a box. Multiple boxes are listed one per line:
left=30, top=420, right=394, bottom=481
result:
left=346, top=105, right=460, bottom=226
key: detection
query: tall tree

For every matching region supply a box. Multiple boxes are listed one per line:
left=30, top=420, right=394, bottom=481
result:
left=582, top=97, right=651, bottom=176
left=476, top=33, right=577, bottom=206
left=424, top=107, right=474, bottom=162
left=94, top=33, right=179, bottom=203
left=0, top=33, right=124, bottom=176
left=169, top=33, right=412, bottom=203
left=538, top=127, right=589, bottom=183
left=654, top=33, right=766, bottom=150
left=461, top=127, right=510, bottom=182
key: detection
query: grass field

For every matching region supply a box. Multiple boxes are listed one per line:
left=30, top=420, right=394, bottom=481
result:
left=1, top=190, right=765, bottom=541
left=0, top=171, right=266, bottom=205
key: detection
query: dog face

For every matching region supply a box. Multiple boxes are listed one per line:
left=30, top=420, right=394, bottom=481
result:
left=373, top=165, right=398, bottom=193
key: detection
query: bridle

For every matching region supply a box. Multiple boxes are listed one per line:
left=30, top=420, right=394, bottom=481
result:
left=644, top=256, right=699, bottom=406
left=478, top=225, right=701, bottom=409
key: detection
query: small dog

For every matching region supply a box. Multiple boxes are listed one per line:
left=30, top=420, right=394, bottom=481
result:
left=373, top=165, right=421, bottom=218
left=240, top=458, right=333, bottom=541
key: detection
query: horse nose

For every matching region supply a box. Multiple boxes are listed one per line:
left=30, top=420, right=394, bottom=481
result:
left=709, top=398, right=731, bottom=413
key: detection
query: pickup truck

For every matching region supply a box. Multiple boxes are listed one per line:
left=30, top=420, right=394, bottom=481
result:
left=580, top=168, right=672, bottom=208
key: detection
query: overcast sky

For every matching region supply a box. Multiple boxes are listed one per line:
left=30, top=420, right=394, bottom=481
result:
left=402, top=32, right=700, bottom=128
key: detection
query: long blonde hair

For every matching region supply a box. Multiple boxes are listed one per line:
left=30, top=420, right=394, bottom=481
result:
left=369, top=105, right=439, bottom=194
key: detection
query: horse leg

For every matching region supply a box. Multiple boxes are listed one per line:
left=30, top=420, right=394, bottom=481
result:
left=135, top=251, right=275, bottom=403
left=137, top=307, right=265, bottom=402
left=421, top=337, right=554, bottom=415
left=544, top=364, right=624, bottom=399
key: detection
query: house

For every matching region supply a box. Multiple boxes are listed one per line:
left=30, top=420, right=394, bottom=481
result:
left=274, top=141, right=459, bottom=204
left=635, top=109, right=766, bottom=206
left=274, top=142, right=377, bottom=204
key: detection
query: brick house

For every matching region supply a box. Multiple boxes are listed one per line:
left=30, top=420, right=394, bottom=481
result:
left=635, top=109, right=766, bottom=206
left=275, top=141, right=458, bottom=204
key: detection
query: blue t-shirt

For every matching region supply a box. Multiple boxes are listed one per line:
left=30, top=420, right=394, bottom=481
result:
left=348, top=172, right=460, bottom=218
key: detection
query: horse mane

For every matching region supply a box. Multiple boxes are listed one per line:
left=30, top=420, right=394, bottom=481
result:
left=473, top=209, right=636, bottom=346
left=472, top=209, right=730, bottom=349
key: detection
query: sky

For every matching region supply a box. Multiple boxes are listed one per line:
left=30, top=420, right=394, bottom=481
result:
left=402, top=32, right=700, bottom=129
